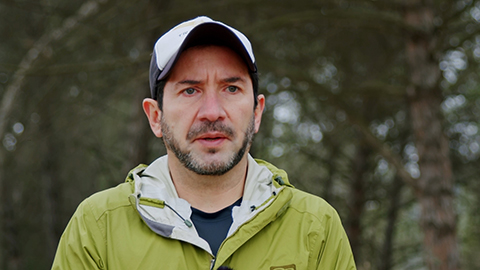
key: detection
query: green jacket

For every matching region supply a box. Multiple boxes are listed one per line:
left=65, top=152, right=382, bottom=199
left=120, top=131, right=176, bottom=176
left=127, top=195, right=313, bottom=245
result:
left=52, top=155, right=356, bottom=270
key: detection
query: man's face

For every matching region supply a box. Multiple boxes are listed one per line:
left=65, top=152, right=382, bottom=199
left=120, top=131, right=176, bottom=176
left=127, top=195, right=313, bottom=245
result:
left=159, top=45, right=265, bottom=175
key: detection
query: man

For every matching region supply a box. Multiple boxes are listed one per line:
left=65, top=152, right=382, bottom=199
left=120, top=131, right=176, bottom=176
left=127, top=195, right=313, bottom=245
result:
left=52, top=16, right=356, bottom=270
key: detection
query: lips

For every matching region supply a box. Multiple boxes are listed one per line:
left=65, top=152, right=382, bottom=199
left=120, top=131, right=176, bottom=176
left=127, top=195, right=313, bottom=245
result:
left=202, top=137, right=223, bottom=141
left=194, top=132, right=229, bottom=146
left=196, top=132, right=227, bottom=139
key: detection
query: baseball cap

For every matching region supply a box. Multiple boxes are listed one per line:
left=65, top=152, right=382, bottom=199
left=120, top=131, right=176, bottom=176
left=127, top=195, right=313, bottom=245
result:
left=149, top=16, right=257, bottom=99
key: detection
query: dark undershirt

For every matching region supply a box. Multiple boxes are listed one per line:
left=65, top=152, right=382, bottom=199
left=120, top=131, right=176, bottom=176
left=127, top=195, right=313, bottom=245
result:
left=191, top=198, right=242, bottom=256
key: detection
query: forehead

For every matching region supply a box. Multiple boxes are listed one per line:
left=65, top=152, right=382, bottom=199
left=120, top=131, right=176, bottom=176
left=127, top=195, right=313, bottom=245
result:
left=168, top=45, right=250, bottom=79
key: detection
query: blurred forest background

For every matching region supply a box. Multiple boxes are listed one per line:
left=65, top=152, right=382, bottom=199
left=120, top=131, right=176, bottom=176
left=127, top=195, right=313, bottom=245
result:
left=1, top=0, right=480, bottom=269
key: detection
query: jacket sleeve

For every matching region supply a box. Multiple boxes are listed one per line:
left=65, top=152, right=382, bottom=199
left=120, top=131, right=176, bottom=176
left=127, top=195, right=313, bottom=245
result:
left=316, top=209, right=357, bottom=270
left=51, top=199, right=106, bottom=270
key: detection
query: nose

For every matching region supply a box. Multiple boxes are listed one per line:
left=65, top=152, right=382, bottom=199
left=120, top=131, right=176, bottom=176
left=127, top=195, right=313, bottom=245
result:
left=197, top=91, right=226, bottom=122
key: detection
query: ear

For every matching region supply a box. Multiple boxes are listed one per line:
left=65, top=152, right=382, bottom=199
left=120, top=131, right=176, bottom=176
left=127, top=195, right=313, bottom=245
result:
left=253, top=94, right=265, bottom=133
left=142, top=98, right=163, bottom=138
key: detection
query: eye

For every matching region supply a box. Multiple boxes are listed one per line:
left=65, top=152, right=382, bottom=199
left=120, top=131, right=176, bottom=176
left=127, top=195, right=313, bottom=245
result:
left=183, top=88, right=196, bottom=95
left=226, top=86, right=238, bottom=93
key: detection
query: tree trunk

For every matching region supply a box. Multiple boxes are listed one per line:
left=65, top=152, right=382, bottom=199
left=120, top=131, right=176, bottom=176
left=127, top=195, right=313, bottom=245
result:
left=322, top=140, right=339, bottom=203
left=378, top=176, right=403, bottom=270
left=404, top=1, right=459, bottom=269
left=0, top=152, right=5, bottom=269
left=3, top=186, right=22, bottom=270
left=39, top=111, right=62, bottom=261
left=345, top=141, right=369, bottom=260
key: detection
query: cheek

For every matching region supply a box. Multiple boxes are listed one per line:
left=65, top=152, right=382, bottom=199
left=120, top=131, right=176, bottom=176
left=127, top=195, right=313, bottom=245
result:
left=234, top=108, right=256, bottom=130
left=163, top=109, right=196, bottom=132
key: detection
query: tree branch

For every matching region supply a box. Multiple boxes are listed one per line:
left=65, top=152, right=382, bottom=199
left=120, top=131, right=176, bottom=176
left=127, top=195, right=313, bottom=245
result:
left=0, top=0, right=107, bottom=142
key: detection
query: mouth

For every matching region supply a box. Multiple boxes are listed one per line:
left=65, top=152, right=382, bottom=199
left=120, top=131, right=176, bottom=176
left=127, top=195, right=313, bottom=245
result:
left=196, top=132, right=228, bottom=140
left=203, top=137, right=223, bottom=141
left=194, top=132, right=229, bottom=146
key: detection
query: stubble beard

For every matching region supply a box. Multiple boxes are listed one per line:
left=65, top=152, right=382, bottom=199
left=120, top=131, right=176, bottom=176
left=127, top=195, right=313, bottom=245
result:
left=161, top=115, right=256, bottom=176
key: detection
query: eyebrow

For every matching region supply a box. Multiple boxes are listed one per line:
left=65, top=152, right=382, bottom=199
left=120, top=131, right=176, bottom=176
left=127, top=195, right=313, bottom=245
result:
left=175, top=77, right=246, bottom=86
left=223, top=77, right=245, bottom=83
left=176, top=79, right=201, bottom=86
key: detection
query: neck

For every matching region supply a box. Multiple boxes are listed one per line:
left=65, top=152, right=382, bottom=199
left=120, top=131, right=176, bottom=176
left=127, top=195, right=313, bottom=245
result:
left=168, top=155, right=248, bottom=213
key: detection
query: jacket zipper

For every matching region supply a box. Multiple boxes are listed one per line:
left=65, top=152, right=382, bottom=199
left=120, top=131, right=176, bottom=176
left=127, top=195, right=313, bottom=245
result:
left=210, top=258, right=215, bottom=270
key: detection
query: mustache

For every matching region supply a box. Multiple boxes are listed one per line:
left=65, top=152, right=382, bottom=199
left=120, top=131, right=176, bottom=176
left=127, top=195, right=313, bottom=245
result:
left=186, top=121, right=235, bottom=140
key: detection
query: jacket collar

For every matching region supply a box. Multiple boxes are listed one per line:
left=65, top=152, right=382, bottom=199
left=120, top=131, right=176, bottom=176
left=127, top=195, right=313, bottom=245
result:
left=127, top=154, right=291, bottom=255
left=138, top=154, right=283, bottom=205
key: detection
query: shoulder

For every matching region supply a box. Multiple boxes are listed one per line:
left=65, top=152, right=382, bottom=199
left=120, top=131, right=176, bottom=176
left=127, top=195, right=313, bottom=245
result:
left=76, top=182, right=134, bottom=221
left=288, top=188, right=336, bottom=213
left=286, top=187, right=342, bottom=227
